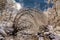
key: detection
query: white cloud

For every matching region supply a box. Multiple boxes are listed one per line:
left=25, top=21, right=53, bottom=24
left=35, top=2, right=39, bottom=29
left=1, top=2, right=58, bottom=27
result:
left=15, top=3, right=22, bottom=10
left=7, top=0, right=22, bottom=10
left=14, top=0, right=22, bottom=10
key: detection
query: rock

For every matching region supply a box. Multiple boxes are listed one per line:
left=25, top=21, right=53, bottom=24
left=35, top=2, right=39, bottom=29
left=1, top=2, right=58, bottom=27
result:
left=0, top=0, right=7, bottom=12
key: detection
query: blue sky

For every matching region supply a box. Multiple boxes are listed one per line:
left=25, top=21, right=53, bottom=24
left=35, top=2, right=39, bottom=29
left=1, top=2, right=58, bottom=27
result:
left=15, top=0, right=53, bottom=11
